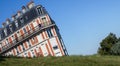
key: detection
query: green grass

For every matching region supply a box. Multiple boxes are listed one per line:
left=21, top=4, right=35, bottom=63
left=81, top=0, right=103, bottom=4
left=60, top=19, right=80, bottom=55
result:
left=0, top=55, right=120, bottom=66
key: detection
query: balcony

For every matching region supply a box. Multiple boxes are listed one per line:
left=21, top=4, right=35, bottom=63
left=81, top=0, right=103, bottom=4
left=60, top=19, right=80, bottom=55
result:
left=0, top=22, right=55, bottom=54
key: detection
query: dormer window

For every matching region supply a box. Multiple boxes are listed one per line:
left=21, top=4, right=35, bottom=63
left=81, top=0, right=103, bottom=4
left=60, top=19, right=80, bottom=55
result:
left=15, top=20, right=19, bottom=28
left=4, top=28, right=7, bottom=36
left=12, top=15, right=16, bottom=21
left=20, top=17, right=24, bottom=26
left=6, top=18, right=10, bottom=25
left=0, top=33, right=1, bottom=40
left=2, top=23, right=6, bottom=28
left=17, top=11, right=22, bottom=17
left=37, top=6, right=43, bottom=15
left=0, top=36, right=1, bottom=40
left=22, top=6, right=26, bottom=13
left=1, top=30, right=5, bottom=39
left=9, top=24, right=13, bottom=32
left=25, top=16, right=28, bottom=20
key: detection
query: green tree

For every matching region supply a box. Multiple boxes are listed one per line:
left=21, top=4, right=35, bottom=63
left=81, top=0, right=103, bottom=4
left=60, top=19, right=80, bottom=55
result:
left=98, top=33, right=118, bottom=55
left=111, top=41, right=120, bottom=55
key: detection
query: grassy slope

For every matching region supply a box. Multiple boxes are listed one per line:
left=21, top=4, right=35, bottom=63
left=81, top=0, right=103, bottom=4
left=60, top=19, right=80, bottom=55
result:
left=0, top=55, right=120, bottom=66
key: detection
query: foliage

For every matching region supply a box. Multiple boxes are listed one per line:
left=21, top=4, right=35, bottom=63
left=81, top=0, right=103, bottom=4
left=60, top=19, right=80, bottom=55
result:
left=98, top=33, right=118, bottom=55
left=111, top=41, right=120, bottom=55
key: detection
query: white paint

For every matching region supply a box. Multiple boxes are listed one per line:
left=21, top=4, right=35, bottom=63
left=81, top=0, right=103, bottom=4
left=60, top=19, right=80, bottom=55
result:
left=40, top=43, right=48, bottom=56
left=33, top=20, right=38, bottom=27
left=37, top=34, right=43, bottom=43
left=49, top=37, right=62, bottom=56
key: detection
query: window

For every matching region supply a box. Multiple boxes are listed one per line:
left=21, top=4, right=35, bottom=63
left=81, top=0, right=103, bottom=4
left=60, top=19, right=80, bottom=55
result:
left=0, top=33, right=2, bottom=40
left=41, top=43, right=44, bottom=46
left=20, top=17, right=24, bottom=26
left=56, top=52, right=60, bottom=55
left=23, top=28, right=27, bottom=33
left=16, top=47, right=19, bottom=54
left=0, top=35, right=1, bottom=40
left=53, top=45, right=58, bottom=50
left=12, top=35, right=14, bottom=38
left=42, top=17, right=47, bottom=23
left=17, top=31, right=20, bottom=37
left=32, top=37, right=35, bottom=42
left=25, top=16, right=28, bottom=23
left=12, top=23, right=16, bottom=31
left=37, top=7, right=43, bottom=15
left=9, top=24, right=13, bottom=32
left=21, top=44, right=25, bottom=51
left=27, top=40, right=31, bottom=47
left=4, top=28, right=7, bottom=36
left=25, top=16, right=28, bottom=20
left=14, top=33, right=18, bottom=42
left=15, top=20, right=19, bottom=28
left=6, top=39, right=9, bottom=45
left=1, top=30, right=4, bottom=39
left=31, top=50, right=33, bottom=52
left=42, top=17, right=47, bottom=26
left=46, top=29, right=53, bottom=38
left=25, top=53, right=27, bottom=55
left=11, top=35, right=15, bottom=43
left=6, top=26, right=11, bottom=35
left=31, top=50, right=35, bottom=57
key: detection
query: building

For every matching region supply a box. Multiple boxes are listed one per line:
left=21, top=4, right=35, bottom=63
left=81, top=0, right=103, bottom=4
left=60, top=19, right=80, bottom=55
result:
left=0, top=1, right=68, bottom=57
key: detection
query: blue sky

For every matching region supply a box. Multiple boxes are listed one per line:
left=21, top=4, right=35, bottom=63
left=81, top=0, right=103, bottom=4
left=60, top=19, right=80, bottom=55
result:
left=0, top=0, right=120, bottom=55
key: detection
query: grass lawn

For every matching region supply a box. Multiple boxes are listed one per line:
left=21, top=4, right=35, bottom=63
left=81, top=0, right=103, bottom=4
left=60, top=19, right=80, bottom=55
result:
left=0, top=55, right=120, bottom=66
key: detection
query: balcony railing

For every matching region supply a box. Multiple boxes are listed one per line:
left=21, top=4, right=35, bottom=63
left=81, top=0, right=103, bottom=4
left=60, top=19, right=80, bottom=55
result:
left=0, top=22, right=55, bottom=54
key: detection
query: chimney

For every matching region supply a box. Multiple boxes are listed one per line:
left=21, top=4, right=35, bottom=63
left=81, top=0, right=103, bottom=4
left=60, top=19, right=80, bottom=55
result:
left=6, top=18, right=11, bottom=25
left=2, top=22, right=6, bottom=28
left=27, top=1, right=35, bottom=9
left=22, top=6, right=26, bottom=13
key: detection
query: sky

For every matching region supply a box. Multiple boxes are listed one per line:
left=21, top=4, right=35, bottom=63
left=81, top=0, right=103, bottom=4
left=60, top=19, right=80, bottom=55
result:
left=0, top=0, right=120, bottom=55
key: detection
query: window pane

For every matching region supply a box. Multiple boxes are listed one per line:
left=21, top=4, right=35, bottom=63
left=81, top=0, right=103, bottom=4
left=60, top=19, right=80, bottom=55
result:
left=53, top=45, right=58, bottom=50
left=23, top=28, right=26, bottom=33
left=37, top=7, right=43, bottom=15
left=46, top=29, right=53, bottom=38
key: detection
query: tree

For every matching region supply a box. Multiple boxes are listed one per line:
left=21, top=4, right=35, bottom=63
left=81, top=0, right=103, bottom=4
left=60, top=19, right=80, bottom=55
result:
left=111, top=41, right=120, bottom=55
left=98, top=33, right=118, bottom=55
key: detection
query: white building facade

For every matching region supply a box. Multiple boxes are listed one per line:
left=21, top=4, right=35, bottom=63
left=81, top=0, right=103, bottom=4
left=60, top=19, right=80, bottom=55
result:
left=0, top=1, right=68, bottom=57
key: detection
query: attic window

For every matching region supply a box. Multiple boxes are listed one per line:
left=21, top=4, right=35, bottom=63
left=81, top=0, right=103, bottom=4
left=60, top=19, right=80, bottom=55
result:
left=20, top=17, right=24, bottom=25
left=4, top=28, right=7, bottom=36
left=9, top=24, right=13, bottom=32
left=0, top=34, right=1, bottom=40
left=15, top=20, right=19, bottom=28
left=37, top=7, right=43, bottom=15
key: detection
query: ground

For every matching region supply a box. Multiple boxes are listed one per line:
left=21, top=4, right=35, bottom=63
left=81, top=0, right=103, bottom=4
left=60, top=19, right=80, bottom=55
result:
left=0, top=55, right=120, bottom=66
